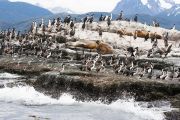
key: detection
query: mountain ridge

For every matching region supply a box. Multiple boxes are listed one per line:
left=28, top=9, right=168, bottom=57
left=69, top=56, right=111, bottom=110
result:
left=0, top=0, right=53, bottom=25
left=0, top=0, right=179, bottom=31
left=112, top=0, right=179, bottom=16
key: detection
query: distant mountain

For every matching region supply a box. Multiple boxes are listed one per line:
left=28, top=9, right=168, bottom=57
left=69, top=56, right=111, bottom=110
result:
left=145, top=0, right=163, bottom=14
left=112, top=0, right=180, bottom=29
left=0, top=20, right=12, bottom=29
left=10, top=12, right=116, bottom=31
left=158, top=0, right=175, bottom=9
left=158, top=4, right=180, bottom=21
left=1, top=0, right=180, bottom=31
left=9, top=11, right=179, bottom=31
left=0, top=0, right=53, bottom=27
left=112, top=0, right=177, bottom=15
left=112, top=0, right=151, bottom=15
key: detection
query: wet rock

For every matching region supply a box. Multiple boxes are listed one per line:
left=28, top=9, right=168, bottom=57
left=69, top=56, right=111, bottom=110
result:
left=30, top=72, right=180, bottom=103
left=170, top=94, right=180, bottom=108
left=164, top=111, right=180, bottom=120
left=0, top=58, right=51, bottom=76
left=0, top=84, right=4, bottom=88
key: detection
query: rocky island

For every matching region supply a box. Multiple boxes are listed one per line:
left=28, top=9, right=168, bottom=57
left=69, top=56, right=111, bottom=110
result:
left=0, top=15, right=180, bottom=119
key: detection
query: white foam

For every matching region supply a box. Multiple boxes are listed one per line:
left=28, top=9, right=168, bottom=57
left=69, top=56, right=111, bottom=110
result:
left=108, top=99, right=169, bottom=120
left=0, top=86, right=172, bottom=120
left=0, top=73, right=22, bottom=79
left=79, top=99, right=171, bottom=120
left=0, top=86, right=76, bottom=105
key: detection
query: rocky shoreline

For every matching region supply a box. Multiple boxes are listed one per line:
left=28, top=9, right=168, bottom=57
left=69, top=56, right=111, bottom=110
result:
left=0, top=56, right=179, bottom=120
left=0, top=19, right=180, bottom=119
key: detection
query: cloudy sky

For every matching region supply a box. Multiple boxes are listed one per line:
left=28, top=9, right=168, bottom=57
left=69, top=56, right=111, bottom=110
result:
left=9, top=0, right=180, bottom=13
left=9, top=0, right=120, bottom=13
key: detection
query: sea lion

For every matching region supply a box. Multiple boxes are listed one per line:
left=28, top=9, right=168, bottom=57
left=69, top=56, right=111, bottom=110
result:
left=96, top=40, right=113, bottom=54
left=69, top=40, right=98, bottom=49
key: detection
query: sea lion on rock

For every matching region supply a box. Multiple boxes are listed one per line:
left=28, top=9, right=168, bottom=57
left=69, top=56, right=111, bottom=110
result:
left=117, top=29, right=133, bottom=37
left=117, top=29, right=125, bottom=37
left=68, top=40, right=98, bottom=49
left=125, top=32, right=133, bottom=36
left=134, top=30, right=162, bottom=40
left=149, top=32, right=162, bottom=42
left=135, top=30, right=149, bottom=38
left=96, top=40, right=113, bottom=54
left=67, top=40, right=113, bottom=54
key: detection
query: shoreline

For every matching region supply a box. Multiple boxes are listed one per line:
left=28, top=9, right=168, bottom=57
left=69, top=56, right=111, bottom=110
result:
left=0, top=56, right=179, bottom=119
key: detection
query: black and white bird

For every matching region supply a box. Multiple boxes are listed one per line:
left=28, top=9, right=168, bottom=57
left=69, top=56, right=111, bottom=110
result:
left=82, top=23, right=86, bottom=30
left=70, top=27, right=75, bottom=37
left=88, top=14, right=94, bottom=23
left=165, top=69, right=173, bottom=81
left=70, top=20, right=74, bottom=29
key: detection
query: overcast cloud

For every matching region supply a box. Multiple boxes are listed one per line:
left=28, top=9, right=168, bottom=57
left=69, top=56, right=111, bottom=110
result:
left=9, top=0, right=180, bottom=13
left=9, top=0, right=120, bottom=13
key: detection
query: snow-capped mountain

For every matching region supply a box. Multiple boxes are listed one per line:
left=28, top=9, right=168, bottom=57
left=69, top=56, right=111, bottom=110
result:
left=158, top=4, right=180, bottom=21
left=112, top=0, right=178, bottom=15
left=112, top=0, right=151, bottom=15
left=145, top=0, right=163, bottom=14
left=143, top=0, right=175, bottom=10
left=112, top=0, right=180, bottom=29
left=166, top=4, right=180, bottom=17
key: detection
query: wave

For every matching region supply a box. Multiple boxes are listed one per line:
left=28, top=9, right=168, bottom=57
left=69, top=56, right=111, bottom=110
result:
left=0, top=85, right=172, bottom=120
left=0, top=86, right=76, bottom=105
left=0, top=72, right=22, bottom=79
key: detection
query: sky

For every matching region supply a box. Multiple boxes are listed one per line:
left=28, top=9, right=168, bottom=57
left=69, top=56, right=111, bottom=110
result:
left=9, top=0, right=180, bottom=13
left=9, top=0, right=120, bottom=13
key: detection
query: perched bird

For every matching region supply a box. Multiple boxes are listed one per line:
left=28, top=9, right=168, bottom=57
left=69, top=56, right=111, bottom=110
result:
left=47, top=51, right=52, bottom=58
left=163, top=32, right=169, bottom=47
left=88, top=14, right=94, bottom=23
left=134, top=14, right=138, bottom=22
left=96, top=61, right=105, bottom=73
left=107, top=14, right=112, bottom=26
left=58, top=63, right=65, bottom=73
left=173, top=69, right=180, bottom=78
left=127, top=47, right=135, bottom=57
left=172, top=24, right=176, bottom=30
left=70, top=20, right=74, bottom=29
left=146, top=63, right=154, bottom=79
left=82, top=23, right=86, bottom=30
left=165, top=69, right=173, bottom=80
left=144, top=31, right=150, bottom=41
left=99, top=14, right=104, bottom=21
left=116, top=11, right=123, bottom=20
left=135, top=67, right=145, bottom=79
left=107, top=16, right=111, bottom=26
left=133, top=30, right=138, bottom=40
left=133, top=47, right=139, bottom=57
left=98, top=26, right=103, bottom=39
left=83, top=14, right=89, bottom=23
left=70, top=28, right=75, bottom=37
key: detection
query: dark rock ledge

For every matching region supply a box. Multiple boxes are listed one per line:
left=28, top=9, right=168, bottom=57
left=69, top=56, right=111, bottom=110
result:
left=32, top=71, right=180, bottom=120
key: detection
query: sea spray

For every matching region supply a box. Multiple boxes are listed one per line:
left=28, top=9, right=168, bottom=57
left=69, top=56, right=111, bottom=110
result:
left=0, top=85, right=172, bottom=120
